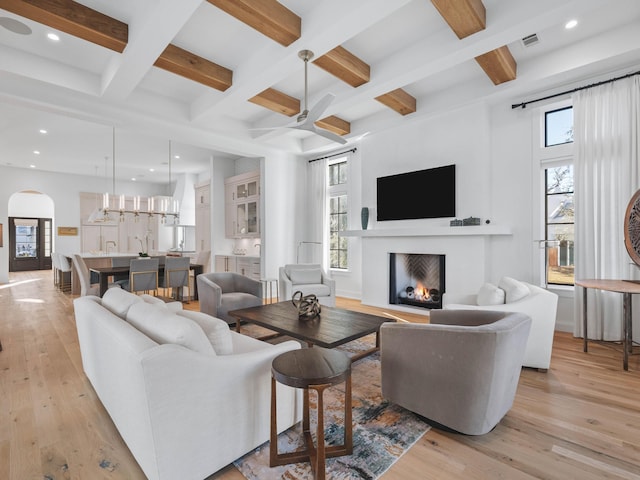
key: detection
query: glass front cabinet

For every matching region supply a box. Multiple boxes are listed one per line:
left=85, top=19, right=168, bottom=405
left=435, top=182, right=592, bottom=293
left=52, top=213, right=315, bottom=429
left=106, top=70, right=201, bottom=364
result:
left=224, top=171, right=260, bottom=238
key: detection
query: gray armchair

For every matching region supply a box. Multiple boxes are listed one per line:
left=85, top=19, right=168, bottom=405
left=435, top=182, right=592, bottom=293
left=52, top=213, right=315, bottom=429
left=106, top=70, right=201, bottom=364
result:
left=197, top=272, right=263, bottom=324
left=380, top=310, right=531, bottom=435
left=279, top=264, right=336, bottom=307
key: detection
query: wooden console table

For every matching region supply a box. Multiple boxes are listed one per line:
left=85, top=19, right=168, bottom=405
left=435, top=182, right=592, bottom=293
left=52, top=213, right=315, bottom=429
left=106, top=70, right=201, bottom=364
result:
left=576, top=279, right=640, bottom=370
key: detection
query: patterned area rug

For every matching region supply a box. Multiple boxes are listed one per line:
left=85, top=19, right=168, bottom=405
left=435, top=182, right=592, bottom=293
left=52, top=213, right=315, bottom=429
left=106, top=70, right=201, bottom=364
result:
left=233, top=331, right=430, bottom=480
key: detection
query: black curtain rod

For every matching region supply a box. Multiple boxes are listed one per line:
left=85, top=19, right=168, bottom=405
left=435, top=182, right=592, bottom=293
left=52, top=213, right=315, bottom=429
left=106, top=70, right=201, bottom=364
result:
left=308, top=147, right=357, bottom=163
left=511, top=69, right=640, bottom=109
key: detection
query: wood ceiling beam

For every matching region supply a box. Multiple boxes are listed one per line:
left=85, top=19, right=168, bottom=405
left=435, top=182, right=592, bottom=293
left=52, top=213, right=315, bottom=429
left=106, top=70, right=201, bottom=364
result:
left=316, top=116, right=350, bottom=136
left=207, top=0, right=301, bottom=47
left=314, top=46, right=371, bottom=88
left=154, top=44, right=233, bottom=92
left=375, top=89, right=416, bottom=116
left=0, top=0, right=128, bottom=52
left=475, top=46, right=517, bottom=85
left=248, top=88, right=300, bottom=116
left=430, top=0, right=486, bottom=39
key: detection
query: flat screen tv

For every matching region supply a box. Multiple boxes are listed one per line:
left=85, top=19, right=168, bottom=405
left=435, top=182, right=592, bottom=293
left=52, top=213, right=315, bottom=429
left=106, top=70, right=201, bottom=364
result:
left=376, top=164, right=456, bottom=221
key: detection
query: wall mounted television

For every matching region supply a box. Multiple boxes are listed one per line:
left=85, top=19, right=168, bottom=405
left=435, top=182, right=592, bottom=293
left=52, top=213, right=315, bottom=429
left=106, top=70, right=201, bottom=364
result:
left=376, top=164, right=456, bottom=221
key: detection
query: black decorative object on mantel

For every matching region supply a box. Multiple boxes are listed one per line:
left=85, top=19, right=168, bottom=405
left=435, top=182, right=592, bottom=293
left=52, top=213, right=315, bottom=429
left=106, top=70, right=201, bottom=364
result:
left=361, top=207, right=369, bottom=230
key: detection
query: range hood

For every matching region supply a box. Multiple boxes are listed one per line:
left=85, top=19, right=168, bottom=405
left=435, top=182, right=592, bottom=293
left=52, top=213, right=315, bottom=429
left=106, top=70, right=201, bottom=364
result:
left=171, top=173, right=196, bottom=226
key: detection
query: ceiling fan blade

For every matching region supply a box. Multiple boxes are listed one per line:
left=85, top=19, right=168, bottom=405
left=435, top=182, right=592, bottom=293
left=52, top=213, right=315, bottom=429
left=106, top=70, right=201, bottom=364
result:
left=309, top=125, right=348, bottom=145
left=302, top=93, right=335, bottom=125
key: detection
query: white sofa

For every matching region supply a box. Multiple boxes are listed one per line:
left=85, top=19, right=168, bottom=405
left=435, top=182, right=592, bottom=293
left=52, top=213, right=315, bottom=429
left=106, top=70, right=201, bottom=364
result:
left=73, top=288, right=302, bottom=480
left=279, top=263, right=336, bottom=307
left=442, top=278, right=558, bottom=371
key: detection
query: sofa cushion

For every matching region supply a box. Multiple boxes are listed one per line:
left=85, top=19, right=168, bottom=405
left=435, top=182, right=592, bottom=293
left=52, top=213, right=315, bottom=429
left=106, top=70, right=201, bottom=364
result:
left=288, top=268, right=322, bottom=285
left=101, top=287, right=143, bottom=318
left=126, top=302, right=216, bottom=356
left=498, top=277, right=530, bottom=303
left=476, top=282, right=505, bottom=306
left=177, top=310, right=233, bottom=355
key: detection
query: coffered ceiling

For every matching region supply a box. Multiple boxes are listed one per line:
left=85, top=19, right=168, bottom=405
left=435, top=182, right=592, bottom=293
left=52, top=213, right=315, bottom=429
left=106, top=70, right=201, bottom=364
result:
left=1, top=0, right=640, bottom=182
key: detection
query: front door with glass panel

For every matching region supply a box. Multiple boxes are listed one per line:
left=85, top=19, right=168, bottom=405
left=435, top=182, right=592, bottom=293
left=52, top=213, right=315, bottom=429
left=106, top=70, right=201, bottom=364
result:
left=9, top=217, right=52, bottom=272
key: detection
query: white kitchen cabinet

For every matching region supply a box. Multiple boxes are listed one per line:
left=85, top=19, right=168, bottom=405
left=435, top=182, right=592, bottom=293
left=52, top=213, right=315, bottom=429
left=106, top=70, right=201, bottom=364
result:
left=214, top=255, right=237, bottom=273
left=224, top=171, right=259, bottom=238
left=236, top=256, right=261, bottom=280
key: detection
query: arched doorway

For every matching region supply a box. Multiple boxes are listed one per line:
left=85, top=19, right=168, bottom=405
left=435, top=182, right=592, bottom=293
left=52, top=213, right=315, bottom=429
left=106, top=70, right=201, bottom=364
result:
left=8, top=190, right=54, bottom=272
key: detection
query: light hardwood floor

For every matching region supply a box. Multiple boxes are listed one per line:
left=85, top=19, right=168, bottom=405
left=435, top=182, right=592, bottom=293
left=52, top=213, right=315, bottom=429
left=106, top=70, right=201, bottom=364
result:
left=1, top=270, right=639, bottom=479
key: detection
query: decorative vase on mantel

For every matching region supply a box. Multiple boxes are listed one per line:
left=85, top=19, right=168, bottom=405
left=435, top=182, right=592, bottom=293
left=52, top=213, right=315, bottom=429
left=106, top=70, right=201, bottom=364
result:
left=361, top=207, right=369, bottom=230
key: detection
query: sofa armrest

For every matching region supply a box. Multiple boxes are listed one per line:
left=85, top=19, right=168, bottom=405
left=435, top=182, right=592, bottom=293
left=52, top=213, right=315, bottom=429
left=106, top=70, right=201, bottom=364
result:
left=139, top=340, right=302, bottom=479
left=197, top=274, right=222, bottom=316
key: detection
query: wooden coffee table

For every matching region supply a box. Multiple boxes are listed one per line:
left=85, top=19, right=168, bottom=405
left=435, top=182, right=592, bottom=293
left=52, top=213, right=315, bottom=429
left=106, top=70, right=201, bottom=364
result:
left=229, top=301, right=393, bottom=362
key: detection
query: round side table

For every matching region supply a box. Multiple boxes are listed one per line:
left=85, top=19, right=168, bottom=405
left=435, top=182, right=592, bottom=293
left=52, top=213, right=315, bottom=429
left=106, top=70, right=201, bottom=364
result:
left=270, top=347, right=352, bottom=480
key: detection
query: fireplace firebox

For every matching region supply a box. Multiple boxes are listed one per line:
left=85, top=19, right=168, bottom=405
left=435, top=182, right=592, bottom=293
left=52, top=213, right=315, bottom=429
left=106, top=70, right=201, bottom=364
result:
left=389, top=253, right=445, bottom=309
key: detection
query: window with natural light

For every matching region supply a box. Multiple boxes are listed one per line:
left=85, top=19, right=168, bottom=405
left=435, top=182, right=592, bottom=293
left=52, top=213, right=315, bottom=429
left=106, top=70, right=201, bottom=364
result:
left=545, top=165, right=574, bottom=285
left=328, top=160, right=348, bottom=270
left=545, top=106, right=574, bottom=147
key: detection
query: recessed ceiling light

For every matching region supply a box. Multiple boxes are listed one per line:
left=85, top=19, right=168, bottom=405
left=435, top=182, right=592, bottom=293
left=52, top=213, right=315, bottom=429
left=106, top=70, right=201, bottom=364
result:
left=30, top=164, right=36, bottom=168
left=39, top=129, right=47, bottom=134
left=174, top=155, right=180, bottom=159
left=149, top=168, right=155, bottom=172
left=47, top=32, right=60, bottom=41
left=565, top=19, right=578, bottom=29
left=131, top=177, right=137, bottom=181
left=33, top=150, right=40, bottom=155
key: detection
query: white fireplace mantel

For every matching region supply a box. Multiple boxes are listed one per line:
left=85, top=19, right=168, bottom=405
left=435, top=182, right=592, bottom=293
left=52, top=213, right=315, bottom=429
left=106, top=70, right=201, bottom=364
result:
left=341, top=225, right=512, bottom=238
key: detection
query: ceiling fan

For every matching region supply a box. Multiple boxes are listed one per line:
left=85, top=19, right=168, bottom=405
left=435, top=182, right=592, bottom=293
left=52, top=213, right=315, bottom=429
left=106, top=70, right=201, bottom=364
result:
left=254, top=50, right=347, bottom=145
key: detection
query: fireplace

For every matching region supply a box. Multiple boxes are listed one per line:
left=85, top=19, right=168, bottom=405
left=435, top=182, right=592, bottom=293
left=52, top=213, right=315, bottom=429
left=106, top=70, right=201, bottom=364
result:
left=389, top=253, right=445, bottom=309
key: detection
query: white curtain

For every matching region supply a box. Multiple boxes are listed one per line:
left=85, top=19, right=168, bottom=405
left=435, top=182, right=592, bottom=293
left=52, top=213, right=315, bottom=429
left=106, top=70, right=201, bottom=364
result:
left=306, top=159, right=329, bottom=270
left=573, top=76, right=640, bottom=340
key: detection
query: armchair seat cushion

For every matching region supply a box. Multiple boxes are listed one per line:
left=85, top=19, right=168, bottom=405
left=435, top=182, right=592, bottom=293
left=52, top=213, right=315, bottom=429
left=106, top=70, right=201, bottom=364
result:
left=292, top=284, right=331, bottom=298
left=220, top=292, right=263, bottom=314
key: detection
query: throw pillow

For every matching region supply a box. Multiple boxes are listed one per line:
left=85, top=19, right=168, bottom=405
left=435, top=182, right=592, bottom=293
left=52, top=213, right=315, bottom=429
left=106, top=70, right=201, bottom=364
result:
left=126, top=302, right=216, bottom=356
left=177, top=310, right=233, bottom=355
left=140, top=294, right=183, bottom=313
left=101, top=287, right=143, bottom=318
left=498, top=276, right=530, bottom=303
left=476, top=282, right=505, bottom=306
left=289, top=268, right=322, bottom=285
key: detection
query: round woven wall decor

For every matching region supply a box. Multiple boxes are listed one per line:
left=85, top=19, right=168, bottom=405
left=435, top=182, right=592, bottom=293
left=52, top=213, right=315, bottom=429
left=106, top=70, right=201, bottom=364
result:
left=624, top=189, right=640, bottom=266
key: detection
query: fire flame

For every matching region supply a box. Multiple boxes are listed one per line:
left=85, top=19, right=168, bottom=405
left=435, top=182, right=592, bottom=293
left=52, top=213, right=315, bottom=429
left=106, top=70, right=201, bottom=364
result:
left=414, top=282, right=431, bottom=301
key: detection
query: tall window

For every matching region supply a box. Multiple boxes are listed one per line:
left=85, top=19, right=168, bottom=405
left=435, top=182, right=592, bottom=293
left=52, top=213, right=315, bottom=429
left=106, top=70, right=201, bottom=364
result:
left=545, top=165, right=574, bottom=285
left=328, top=160, right=348, bottom=270
left=542, top=104, right=574, bottom=285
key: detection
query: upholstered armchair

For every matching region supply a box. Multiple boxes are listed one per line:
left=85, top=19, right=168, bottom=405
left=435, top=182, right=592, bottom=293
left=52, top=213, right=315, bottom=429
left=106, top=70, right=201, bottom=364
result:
left=380, top=310, right=531, bottom=435
left=197, top=272, right=263, bottom=324
left=442, top=278, right=558, bottom=371
left=279, top=264, right=336, bottom=307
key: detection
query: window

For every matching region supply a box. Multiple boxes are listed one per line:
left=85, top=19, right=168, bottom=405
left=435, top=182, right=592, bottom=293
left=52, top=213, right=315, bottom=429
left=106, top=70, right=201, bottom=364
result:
left=545, top=165, right=574, bottom=285
left=545, top=106, right=573, bottom=147
left=328, top=160, right=348, bottom=270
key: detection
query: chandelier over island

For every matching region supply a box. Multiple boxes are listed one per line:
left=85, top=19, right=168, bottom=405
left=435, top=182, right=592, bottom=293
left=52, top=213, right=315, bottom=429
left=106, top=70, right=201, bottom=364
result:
left=88, top=132, right=180, bottom=224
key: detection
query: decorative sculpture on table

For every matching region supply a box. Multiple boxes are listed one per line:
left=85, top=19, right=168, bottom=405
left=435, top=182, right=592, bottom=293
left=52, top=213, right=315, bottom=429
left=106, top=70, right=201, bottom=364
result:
left=292, top=290, right=321, bottom=319
left=624, top=189, right=640, bottom=266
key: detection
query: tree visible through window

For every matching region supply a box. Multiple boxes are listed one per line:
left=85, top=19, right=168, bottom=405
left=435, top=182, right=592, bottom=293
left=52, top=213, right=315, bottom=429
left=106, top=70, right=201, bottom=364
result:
left=328, top=160, right=348, bottom=269
left=545, top=165, right=574, bottom=285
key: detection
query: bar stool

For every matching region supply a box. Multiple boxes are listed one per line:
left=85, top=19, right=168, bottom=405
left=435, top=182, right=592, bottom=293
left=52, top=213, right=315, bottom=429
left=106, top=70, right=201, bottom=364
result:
left=270, top=347, right=352, bottom=480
